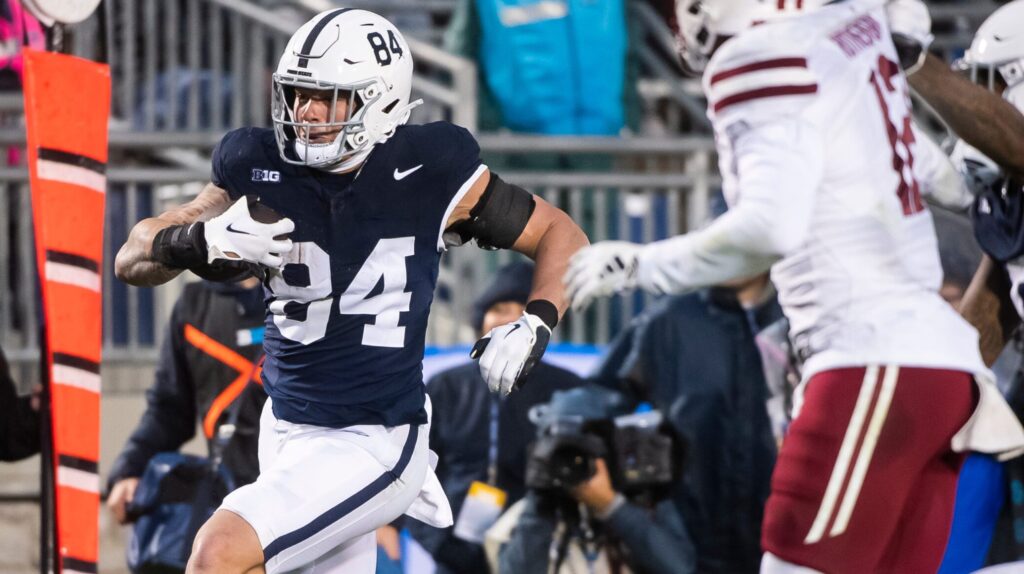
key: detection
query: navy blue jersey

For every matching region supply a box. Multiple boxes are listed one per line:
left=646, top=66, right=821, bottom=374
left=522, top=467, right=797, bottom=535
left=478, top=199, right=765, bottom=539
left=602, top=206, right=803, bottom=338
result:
left=211, top=123, right=483, bottom=428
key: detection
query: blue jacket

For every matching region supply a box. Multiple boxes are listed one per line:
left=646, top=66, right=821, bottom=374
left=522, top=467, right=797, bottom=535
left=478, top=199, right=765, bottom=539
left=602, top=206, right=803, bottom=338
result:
left=589, top=289, right=781, bottom=573
left=474, top=0, right=627, bottom=135
left=500, top=491, right=695, bottom=574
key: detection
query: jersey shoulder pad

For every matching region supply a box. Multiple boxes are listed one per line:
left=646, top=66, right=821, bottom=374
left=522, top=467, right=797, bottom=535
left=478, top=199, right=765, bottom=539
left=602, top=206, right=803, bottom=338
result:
left=211, top=127, right=277, bottom=195
left=704, top=28, right=821, bottom=123
left=392, top=121, right=483, bottom=192
left=395, top=122, right=480, bottom=172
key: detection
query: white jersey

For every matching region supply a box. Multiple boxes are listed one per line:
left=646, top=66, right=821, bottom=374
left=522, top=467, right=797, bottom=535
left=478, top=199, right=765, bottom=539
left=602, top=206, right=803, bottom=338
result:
left=633, top=0, right=1024, bottom=457
left=707, top=2, right=986, bottom=378
left=636, top=1, right=984, bottom=379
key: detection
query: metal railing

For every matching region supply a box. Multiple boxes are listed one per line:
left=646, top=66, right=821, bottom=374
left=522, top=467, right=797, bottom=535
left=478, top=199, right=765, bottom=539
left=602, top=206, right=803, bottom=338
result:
left=2, top=0, right=1004, bottom=377
left=0, top=136, right=716, bottom=365
left=85, top=0, right=1004, bottom=141
left=98, top=0, right=477, bottom=134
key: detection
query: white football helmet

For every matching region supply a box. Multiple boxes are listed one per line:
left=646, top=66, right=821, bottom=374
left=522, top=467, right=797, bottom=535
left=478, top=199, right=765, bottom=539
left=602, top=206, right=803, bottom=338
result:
left=272, top=9, right=422, bottom=172
left=948, top=0, right=1024, bottom=190
left=672, top=0, right=834, bottom=74
left=956, top=0, right=1024, bottom=110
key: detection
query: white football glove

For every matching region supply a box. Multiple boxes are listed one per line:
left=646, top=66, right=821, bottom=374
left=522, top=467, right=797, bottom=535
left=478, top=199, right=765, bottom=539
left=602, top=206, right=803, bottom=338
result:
left=471, top=312, right=552, bottom=396
left=564, top=241, right=642, bottom=313
left=204, top=197, right=295, bottom=268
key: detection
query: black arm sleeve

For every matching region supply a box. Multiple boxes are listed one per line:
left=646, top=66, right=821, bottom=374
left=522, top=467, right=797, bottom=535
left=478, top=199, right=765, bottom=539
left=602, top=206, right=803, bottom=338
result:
left=450, top=173, right=536, bottom=250
left=106, top=302, right=198, bottom=490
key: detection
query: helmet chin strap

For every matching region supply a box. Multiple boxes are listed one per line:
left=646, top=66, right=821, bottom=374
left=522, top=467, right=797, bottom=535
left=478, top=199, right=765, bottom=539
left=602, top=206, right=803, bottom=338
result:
left=293, top=137, right=344, bottom=167
left=292, top=137, right=371, bottom=174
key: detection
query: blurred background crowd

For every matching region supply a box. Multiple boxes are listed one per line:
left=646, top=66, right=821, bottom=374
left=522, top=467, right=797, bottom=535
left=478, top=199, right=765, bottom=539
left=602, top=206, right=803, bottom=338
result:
left=0, top=0, right=1018, bottom=572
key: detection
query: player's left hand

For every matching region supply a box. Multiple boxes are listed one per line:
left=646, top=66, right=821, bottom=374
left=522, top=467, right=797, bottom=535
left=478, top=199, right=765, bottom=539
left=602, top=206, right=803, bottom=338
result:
left=564, top=241, right=642, bottom=313
left=471, top=312, right=551, bottom=395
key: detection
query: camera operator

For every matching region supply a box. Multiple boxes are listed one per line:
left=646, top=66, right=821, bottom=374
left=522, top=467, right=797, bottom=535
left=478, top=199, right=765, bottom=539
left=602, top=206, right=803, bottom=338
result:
left=498, top=390, right=692, bottom=574
left=889, top=3, right=1024, bottom=569
left=104, top=277, right=267, bottom=572
left=500, top=274, right=781, bottom=573
left=407, top=262, right=584, bottom=574
left=888, top=0, right=1024, bottom=365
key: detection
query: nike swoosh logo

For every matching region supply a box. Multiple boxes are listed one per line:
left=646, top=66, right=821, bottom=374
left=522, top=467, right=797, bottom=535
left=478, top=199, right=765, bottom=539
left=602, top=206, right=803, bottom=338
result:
left=504, top=324, right=522, bottom=339
left=226, top=223, right=254, bottom=236
left=994, top=34, right=1011, bottom=42
left=394, top=165, right=423, bottom=181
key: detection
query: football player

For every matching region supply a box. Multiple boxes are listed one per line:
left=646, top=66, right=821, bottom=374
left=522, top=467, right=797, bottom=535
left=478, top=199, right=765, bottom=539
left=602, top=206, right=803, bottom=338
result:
left=890, top=6, right=1024, bottom=569
left=890, top=0, right=1024, bottom=366
left=564, top=1, right=1024, bottom=572
left=114, top=9, right=588, bottom=574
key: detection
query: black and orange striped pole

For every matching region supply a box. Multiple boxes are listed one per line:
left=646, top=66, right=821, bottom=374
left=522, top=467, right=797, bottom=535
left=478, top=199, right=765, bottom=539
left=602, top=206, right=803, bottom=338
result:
left=23, top=48, right=110, bottom=574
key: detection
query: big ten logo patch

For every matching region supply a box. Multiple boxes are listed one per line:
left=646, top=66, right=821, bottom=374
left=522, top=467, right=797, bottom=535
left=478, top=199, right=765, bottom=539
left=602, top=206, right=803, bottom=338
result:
left=252, top=168, right=281, bottom=183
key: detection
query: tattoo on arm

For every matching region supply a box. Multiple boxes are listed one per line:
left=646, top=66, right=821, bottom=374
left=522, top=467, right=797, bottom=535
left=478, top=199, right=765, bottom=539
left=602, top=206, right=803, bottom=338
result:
left=114, top=184, right=231, bottom=287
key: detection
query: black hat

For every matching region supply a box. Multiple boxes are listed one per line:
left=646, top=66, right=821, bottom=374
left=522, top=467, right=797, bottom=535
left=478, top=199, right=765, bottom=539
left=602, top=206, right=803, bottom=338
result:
left=472, top=261, right=534, bottom=330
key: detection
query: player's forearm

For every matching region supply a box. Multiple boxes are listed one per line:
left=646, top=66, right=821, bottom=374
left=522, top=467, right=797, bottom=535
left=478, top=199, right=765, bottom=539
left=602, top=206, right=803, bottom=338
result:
left=912, top=122, right=972, bottom=211
left=516, top=207, right=589, bottom=319
left=635, top=221, right=780, bottom=295
left=959, top=255, right=1019, bottom=366
left=115, top=184, right=233, bottom=286
left=910, top=54, right=1024, bottom=181
left=114, top=218, right=185, bottom=287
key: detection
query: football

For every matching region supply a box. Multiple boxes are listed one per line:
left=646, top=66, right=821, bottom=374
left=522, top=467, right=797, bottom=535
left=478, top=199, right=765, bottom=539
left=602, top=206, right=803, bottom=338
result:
left=248, top=196, right=290, bottom=241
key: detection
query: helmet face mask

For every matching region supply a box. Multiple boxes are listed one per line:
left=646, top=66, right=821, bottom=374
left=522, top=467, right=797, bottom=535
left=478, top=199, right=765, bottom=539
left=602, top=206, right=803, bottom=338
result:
left=670, top=0, right=787, bottom=76
left=272, top=76, right=379, bottom=170
left=949, top=1, right=1024, bottom=191
left=674, top=0, right=727, bottom=76
left=954, top=0, right=1024, bottom=107
left=271, top=9, right=422, bottom=172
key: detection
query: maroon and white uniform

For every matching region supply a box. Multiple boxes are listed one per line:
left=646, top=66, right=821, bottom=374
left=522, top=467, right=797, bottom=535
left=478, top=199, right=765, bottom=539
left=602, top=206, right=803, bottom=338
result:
left=627, top=1, right=1024, bottom=571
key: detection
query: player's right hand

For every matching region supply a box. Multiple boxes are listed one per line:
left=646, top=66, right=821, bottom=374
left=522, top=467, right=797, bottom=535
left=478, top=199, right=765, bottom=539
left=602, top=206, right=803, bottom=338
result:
left=107, top=477, right=140, bottom=525
left=204, top=197, right=295, bottom=268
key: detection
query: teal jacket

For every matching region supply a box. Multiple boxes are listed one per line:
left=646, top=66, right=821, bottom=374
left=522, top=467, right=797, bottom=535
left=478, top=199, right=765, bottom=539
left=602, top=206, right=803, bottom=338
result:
left=447, top=0, right=630, bottom=135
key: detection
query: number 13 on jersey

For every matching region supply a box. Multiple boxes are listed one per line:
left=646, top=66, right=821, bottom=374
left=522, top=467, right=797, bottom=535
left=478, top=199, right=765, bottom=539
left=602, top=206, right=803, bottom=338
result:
left=268, top=237, right=415, bottom=347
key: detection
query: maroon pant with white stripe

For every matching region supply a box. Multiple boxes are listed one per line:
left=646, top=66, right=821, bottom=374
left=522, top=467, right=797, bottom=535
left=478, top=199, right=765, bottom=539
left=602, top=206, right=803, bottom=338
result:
left=762, top=366, right=976, bottom=573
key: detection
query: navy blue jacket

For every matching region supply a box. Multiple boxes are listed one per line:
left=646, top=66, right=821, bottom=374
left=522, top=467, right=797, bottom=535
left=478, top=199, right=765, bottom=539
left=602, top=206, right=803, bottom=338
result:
left=107, top=281, right=267, bottom=490
left=589, top=289, right=781, bottom=574
left=500, top=491, right=695, bottom=574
